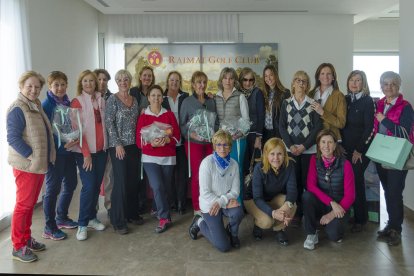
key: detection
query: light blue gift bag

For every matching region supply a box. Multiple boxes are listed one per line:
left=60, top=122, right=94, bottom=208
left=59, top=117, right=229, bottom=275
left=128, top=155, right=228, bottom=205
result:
left=366, top=133, right=413, bottom=170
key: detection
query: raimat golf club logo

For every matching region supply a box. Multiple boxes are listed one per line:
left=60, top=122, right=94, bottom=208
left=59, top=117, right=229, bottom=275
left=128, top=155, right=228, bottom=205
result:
left=147, top=48, right=163, bottom=67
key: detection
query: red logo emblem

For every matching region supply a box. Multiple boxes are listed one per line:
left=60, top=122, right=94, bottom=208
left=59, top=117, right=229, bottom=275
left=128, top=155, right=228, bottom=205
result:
left=147, top=49, right=163, bottom=67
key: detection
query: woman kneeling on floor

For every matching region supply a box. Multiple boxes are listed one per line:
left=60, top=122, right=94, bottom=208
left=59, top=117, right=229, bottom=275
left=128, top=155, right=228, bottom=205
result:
left=244, top=137, right=297, bottom=246
left=303, top=129, right=355, bottom=250
left=188, top=130, right=244, bottom=252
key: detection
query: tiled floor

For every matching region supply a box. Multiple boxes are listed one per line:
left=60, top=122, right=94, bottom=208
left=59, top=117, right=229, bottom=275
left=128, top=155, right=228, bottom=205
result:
left=0, top=189, right=413, bottom=275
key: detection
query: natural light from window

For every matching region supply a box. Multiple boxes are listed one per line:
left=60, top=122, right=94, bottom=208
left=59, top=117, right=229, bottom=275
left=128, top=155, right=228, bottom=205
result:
left=353, top=55, right=399, bottom=99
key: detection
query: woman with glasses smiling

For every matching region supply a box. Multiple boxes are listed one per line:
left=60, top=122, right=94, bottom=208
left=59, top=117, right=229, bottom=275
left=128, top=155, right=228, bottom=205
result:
left=279, top=71, right=322, bottom=226
left=373, top=71, right=414, bottom=246
left=105, top=69, right=141, bottom=234
left=238, top=67, right=265, bottom=178
left=302, top=129, right=355, bottom=250
left=188, top=130, right=244, bottom=252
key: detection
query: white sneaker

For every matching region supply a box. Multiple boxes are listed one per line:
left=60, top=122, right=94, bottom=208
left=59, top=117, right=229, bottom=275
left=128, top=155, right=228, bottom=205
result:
left=304, top=233, right=319, bottom=250
left=88, top=218, right=106, bottom=231
left=76, top=226, right=88, bottom=241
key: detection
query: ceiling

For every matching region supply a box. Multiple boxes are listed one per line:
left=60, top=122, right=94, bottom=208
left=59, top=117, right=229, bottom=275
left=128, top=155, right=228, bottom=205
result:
left=84, top=0, right=399, bottom=23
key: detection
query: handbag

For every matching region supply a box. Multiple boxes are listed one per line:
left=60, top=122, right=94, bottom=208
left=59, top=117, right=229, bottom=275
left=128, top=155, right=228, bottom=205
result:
left=243, top=148, right=261, bottom=200
left=399, top=126, right=414, bottom=170
left=366, top=126, right=413, bottom=170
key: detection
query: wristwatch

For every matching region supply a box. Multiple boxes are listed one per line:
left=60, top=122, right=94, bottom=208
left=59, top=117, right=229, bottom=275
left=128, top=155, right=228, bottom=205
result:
left=286, top=201, right=293, bottom=209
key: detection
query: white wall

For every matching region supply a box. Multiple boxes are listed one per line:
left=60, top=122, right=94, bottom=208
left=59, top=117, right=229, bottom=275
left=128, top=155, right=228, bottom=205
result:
left=354, top=20, right=399, bottom=52
left=400, top=0, right=414, bottom=210
left=239, top=14, right=354, bottom=92
left=26, top=0, right=99, bottom=99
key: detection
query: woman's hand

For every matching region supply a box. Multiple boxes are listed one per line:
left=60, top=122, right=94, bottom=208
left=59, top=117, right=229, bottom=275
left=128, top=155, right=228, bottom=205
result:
left=311, top=101, right=324, bottom=116
left=375, top=112, right=385, bottom=123
left=290, top=145, right=298, bottom=156
left=254, top=137, right=262, bottom=149
left=151, top=137, right=169, bottom=147
left=83, top=155, right=92, bottom=171
left=272, top=209, right=285, bottom=222
left=296, top=144, right=305, bottom=155
left=330, top=201, right=346, bottom=218
left=115, top=145, right=125, bottom=160
left=209, top=202, right=220, bottom=216
left=190, top=132, right=203, bottom=142
left=226, top=199, right=240, bottom=209
left=232, top=132, right=243, bottom=140
left=320, top=212, right=335, bottom=225
left=64, top=139, right=79, bottom=149
left=352, top=150, right=363, bottom=164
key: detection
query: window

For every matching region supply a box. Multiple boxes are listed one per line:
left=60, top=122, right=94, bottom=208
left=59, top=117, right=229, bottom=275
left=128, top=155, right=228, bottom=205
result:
left=353, top=54, right=399, bottom=98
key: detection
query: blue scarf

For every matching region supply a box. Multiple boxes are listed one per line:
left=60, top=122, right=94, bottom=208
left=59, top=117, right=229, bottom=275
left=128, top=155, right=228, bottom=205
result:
left=213, top=151, right=231, bottom=176
left=47, top=90, right=71, bottom=106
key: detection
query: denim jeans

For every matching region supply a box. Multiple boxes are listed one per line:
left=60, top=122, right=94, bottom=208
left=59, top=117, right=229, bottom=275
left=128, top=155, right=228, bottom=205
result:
left=143, top=163, right=174, bottom=219
left=75, top=151, right=107, bottom=226
left=199, top=206, right=244, bottom=252
left=43, top=153, right=77, bottom=231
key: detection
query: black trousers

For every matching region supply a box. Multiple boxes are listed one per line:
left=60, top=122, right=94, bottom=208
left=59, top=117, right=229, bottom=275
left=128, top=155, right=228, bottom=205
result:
left=137, top=149, right=147, bottom=212
left=345, top=152, right=369, bottom=225
left=375, top=163, right=408, bottom=233
left=244, top=133, right=259, bottom=174
left=303, top=191, right=348, bottom=241
left=168, top=145, right=188, bottom=207
left=289, top=153, right=312, bottom=217
left=109, top=144, right=140, bottom=228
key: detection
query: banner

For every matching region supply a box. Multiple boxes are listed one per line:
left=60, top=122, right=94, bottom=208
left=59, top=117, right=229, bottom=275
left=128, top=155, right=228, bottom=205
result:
left=125, top=43, right=278, bottom=94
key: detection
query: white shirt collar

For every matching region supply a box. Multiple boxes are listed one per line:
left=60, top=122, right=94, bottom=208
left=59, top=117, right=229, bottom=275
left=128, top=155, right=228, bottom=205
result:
left=144, top=106, right=168, bottom=117
left=292, top=95, right=313, bottom=110
left=315, top=86, right=333, bottom=107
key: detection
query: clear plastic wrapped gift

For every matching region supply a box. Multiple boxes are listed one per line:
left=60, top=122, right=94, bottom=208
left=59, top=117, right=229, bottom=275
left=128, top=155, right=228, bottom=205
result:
left=140, top=121, right=173, bottom=145
left=220, top=117, right=252, bottom=138
left=187, top=109, right=216, bottom=142
left=52, top=105, right=83, bottom=147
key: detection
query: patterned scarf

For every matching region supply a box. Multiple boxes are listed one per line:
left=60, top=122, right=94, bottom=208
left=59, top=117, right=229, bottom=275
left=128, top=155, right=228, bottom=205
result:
left=213, top=151, right=231, bottom=176
left=240, top=86, right=254, bottom=99
left=47, top=90, right=71, bottom=106
left=322, top=156, right=336, bottom=169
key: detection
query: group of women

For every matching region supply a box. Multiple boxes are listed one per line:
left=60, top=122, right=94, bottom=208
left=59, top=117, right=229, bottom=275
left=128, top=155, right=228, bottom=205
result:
left=6, top=62, right=413, bottom=262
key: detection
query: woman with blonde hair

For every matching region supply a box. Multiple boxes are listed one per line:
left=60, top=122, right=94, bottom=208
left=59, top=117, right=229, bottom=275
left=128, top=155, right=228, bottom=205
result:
left=180, top=71, right=217, bottom=215
left=244, top=138, right=297, bottom=246
left=188, top=130, right=244, bottom=252
left=341, top=70, right=375, bottom=233
left=105, top=69, right=142, bottom=234
left=279, top=71, right=322, bottom=226
left=215, top=67, right=249, bottom=201
left=71, top=70, right=107, bottom=241
left=7, top=71, right=56, bottom=262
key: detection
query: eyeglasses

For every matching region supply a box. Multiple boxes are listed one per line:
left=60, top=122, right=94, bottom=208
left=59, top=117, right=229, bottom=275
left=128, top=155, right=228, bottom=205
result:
left=215, top=143, right=230, bottom=148
left=243, top=78, right=255, bottom=83
left=116, top=78, right=130, bottom=83
left=295, top=78, right=308, bottom=84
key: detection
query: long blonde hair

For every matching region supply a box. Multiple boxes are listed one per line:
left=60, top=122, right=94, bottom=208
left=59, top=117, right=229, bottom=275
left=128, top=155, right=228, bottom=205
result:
left=262, top=138, right=291, bottom=173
